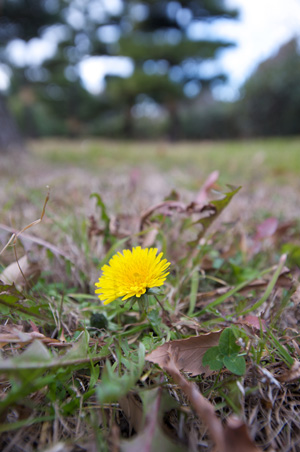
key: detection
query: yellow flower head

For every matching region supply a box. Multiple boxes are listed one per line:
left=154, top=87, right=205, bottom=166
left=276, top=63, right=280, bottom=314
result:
left=95, top=246, right=170, bottom=305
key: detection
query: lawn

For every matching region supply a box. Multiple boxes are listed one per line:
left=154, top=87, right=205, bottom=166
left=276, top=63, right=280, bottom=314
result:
left=1, top=137, right=300, bottom=451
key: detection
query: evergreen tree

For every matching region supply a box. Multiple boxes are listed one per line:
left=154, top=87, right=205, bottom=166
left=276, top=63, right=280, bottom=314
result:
left=105, top=0, right=238, bottom=138
left=0, top=0, right=62, bottom=150
left=0, top=0, right=119, bottom=142
left=1, top=0, right=238, bottom=142
left=239, top=39, right=300, bottom=137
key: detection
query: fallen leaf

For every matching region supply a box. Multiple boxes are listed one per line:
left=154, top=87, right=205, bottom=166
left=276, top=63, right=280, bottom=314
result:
left=140, top=200, right=187, bottom=230
left=146, top=331, right=222, bottom=377
left=0, top=255, right=40, bottom=288
left=164, top=356, right=261, bottom=452
left=164, top=356, right=224, bottom=450
left=291, top=284, right=300, bottom=305
left=142, top=227, right=159, bottom=248
left=251, top=217, right=279, bottom=255
left=278, top=360, right=300, bottom=383
left=29, top=320, right=40, bottom=333
left=0, top=332, right=105, bottom=372
left=109, top=213, right=140, bottom=238
left=224, top=416, right=261, bottom=452
left=238, top=315, right=267, bottom=332
left=188, top=185, right=242, bottom=247
left=0, top=326, right=70, bottom=349
left=194, top=170, right=220, bottom=204
left=120, top=387, right=187, bottom=452
left=119, top=393, right=143, bottom=434
left=255, top=217, right=278, bottom=240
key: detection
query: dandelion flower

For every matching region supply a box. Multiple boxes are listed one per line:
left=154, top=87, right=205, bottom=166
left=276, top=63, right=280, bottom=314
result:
left=95, top=246, right=170, bottom=305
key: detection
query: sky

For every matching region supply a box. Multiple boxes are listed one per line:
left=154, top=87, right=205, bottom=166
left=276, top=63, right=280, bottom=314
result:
left=1, top=0, right=300, bottom=100
left=211, top=0, right=300, bottom=99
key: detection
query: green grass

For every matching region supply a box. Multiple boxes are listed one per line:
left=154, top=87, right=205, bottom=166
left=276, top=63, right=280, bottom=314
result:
left=30, top=136, right=300, bottom=185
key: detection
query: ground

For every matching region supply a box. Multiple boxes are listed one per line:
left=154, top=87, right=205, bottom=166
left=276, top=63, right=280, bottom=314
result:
left=1, top=138, right=300, bottom=451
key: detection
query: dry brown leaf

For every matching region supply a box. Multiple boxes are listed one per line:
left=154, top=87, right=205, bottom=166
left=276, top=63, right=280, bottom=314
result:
left=251, top=217, right=279, bottom=255
left=164, top=356, right=224, bottom=449
left=164, top=356, right=261, bottom=452
left=0, top=255, right=40, bottom=288
left=278, top=360, right=300, bottom=383
left=141, top=227, right=159, bottom=248
left=119, top=393, right=143, bottom=434
left=237, top=315, right=267, bottom=332
left=120, top=387, right=187, bottom=452
left=0, top=331, right=44, bottom=343
left=224, top=416, right=261, bottom=452
left=140, top=200, right=187, bottom=230
left=0, top=324, right=23, bottom=333
left=196, top=286, right=229, bottom=302
left=0, top=326, right=70, bottom=348
left=194, top=170, right=219, bottom=204
left=291, top=284, right=300, bottom=305
left=146, top=331, right=222, bottom=377
left=110, top=213, right=140, bottom=238
left=255, top=217, right=278, bottom=240
left=29, top=320, right=40, bottom=333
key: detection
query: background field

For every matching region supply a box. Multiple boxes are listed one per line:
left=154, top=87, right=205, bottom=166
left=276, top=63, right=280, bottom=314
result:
left=2, top=137, right=300, bottom=228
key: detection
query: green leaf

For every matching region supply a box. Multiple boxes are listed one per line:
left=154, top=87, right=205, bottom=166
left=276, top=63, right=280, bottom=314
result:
left=15, top=339, right=52, bottom=363
left=202, top=346, right=224, bottom=371
left=189, top=185, right=241, bottom=245
left=223, top=354, right=246, bottom=376
left=141, top=333, right=164, bottom=353
left=147, top=308, right=163, bottom=335
left=219, top=328, right=241, bottom=356
left=90, top=193, right=110, bottom=225
left=0, top=283, right=47, bottom=320
left=61, top=330, right=90, bottom=361
left=97, top=343, right=145, bottom=403
left=147, top=287, right=162, bottom=295
left=282, top=242, right=300, bottom=267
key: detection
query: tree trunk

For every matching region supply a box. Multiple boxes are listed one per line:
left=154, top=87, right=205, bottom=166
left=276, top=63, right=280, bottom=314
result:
left=168, top=101, right=181, bottom=141
left=123, top=105, right=134, bottom=138
left=0, top=94, right=25, bottom=153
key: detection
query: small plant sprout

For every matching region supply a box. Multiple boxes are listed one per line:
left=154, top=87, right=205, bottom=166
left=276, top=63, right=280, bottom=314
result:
left=95, top=246, right=170, bottom=306
left=202, top=327, right=247, bottom=376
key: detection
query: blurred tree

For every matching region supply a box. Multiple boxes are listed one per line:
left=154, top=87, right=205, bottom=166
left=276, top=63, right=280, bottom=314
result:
left=0, top=0, right=62, bottom=151
left=238, top=38, right=300, bottom=137
left=105, top=0, right=238, bottom=139
left=0, top=92, right=24, bottom=152
left=0, top=0, right=120, bottom=144
left=180, top=98, right=240, bottom=139
left=1, top=0, right=238, bottom=143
